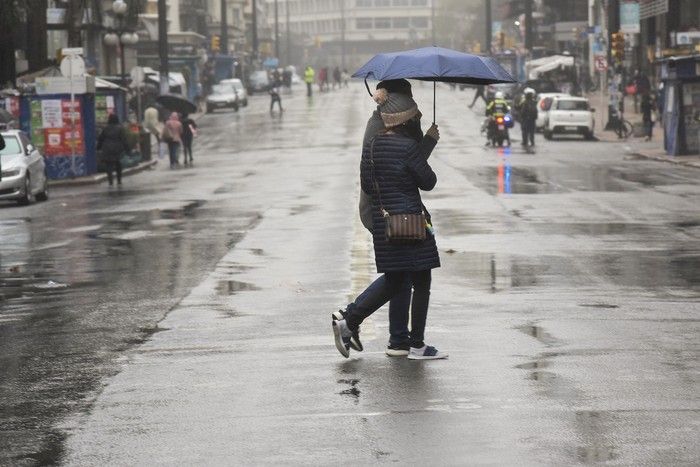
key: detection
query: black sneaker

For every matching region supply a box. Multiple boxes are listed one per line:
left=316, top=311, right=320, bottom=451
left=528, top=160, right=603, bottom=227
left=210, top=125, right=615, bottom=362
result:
left=332, top=319, right=352, bottom=358
left=332, top=309, right=363, bottom=351
left=385, top=341, right=410, bottom=357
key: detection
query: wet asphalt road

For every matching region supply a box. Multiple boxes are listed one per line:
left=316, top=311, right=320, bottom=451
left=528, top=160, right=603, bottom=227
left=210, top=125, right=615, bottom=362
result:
left=1, top=83, right=699, bottom=466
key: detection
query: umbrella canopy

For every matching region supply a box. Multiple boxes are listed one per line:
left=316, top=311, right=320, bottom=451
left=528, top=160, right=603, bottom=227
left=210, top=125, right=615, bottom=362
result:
left=155, top=94, right=197, bottom=115
left=352, top=46, right=516, bottom=85
left=352, top=46, right=516, bottom=122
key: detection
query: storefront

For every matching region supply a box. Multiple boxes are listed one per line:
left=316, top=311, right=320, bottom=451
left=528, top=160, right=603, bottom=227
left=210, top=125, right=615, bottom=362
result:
left=661, top=55, right=700, bottom=156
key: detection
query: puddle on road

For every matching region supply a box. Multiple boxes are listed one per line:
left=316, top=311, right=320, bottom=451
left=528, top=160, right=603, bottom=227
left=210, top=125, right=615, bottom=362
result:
left=338, top=379, right=360, bottom=403
left=518, top=324, right=562, bottom=347
left=217, top=280, right=260, bottom=295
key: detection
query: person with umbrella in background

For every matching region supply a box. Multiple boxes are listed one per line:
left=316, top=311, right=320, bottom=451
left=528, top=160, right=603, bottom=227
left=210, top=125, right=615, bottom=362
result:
left=333, top=79, right=440, bottom=357
left=161, top=112, right=183, bottom=169
left=332, top=88, right=447, bottom=360
left=180, top=113, right=197, bottom=165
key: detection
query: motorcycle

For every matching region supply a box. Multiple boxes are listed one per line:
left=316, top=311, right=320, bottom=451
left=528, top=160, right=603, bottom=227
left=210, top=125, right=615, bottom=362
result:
left=481, top=113, right=513, bottom=147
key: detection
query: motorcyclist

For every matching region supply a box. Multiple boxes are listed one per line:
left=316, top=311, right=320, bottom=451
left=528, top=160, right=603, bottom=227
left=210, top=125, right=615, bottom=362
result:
left=485, top=91, right=511, bottom=146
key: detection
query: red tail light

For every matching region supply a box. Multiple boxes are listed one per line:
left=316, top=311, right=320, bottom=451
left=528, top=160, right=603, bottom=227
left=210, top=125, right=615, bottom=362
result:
left=496, top=117, right=504, bottom=124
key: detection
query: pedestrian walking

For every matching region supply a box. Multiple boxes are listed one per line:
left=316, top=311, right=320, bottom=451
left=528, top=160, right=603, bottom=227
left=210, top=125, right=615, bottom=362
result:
left=341, top=69, right=350, bottom=88
left=332, top=66, right=341, bottom=90
left=161, top=112, right=183, bottom=169
left=468, top=85, right=487, bottom=108
left=269, top=83, right=283, bottom=113
left=304, top=66, right=315, bottom=97
left=180, top=113, right=197, bottom=165
left=332, top=88, right=447, bottom=360
left=96, top=113, right=129, bottom=187
left=333, top=79, right=440, bottom=357
left=641, top=94, right=654, bottom=142
left=318, top=68, right=327, bottom=92
left=515, top=88, right=538, bottom=146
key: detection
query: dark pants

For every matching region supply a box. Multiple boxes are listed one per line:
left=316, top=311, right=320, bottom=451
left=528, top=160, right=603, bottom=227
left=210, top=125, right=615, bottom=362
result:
left=270, top=95, right=283, bottom=111
left=182, top=138, right=193, bottom=163
left=643, top=118, right=653, bottom=138
left=167, top=141, right=180, bottom=167
left=521, top=119, right=536, bottom=145
left=346, top=274, right=412, bottom=345
left=105, top=159, right=122, bottom=185
left=306, top=82, right=313, bottom=97
left=345, top=270, right=432, bottom=348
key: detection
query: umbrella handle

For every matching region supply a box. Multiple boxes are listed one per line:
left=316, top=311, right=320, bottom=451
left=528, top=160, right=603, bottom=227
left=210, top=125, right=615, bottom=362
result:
left=364, top=79, right=373, bottom=97
left=433, top=81, right=436, bottom=124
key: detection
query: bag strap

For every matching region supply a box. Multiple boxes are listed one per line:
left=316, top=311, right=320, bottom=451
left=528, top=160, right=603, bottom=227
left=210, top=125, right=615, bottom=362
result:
left=369, top=138, right=389, bottom=218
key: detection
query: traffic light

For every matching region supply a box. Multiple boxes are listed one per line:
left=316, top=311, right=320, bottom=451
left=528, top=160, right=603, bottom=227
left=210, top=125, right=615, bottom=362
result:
left=211, top=35, right=220, bottom=53
left=315, top=36, right=322, bottom=49
left=611, top=31, right=625, bottom=64
left=497, top=31, right=505, bottom=49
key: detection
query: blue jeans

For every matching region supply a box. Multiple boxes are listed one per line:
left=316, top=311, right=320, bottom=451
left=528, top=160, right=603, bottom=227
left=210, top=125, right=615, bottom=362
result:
left=346, top=274, right=411, bottom=345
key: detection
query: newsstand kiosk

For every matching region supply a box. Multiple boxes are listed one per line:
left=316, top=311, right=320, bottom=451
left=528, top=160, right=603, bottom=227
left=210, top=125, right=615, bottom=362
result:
left=19, top=76, right=97, bottom=180
left=661, top=55, right=700, bottom=156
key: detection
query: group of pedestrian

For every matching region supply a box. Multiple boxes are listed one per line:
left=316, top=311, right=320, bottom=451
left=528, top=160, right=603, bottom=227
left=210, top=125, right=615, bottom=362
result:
left=332, top=78, right=447, bottom=361
left=161, top=112, right=197, bottom=169
left=303, top=65, right=350, bottom=97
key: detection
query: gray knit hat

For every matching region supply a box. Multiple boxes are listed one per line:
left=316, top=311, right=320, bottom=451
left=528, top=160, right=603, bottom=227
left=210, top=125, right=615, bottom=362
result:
left=373, top=88, right=419, bottom=128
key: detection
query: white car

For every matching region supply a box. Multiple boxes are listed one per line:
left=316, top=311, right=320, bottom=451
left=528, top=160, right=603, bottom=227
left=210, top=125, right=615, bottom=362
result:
left=206, top=83, right=239, bottom=113
left=535, top=92, right=570, bottom=131
left=0, top=130, right=49, bottom=205
left=219, top=78, right=248, bottom=107
left=543, top=96, right=595, bottom=140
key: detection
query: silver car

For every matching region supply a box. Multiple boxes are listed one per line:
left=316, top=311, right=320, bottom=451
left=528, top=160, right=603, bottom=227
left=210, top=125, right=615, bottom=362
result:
left=0, top=130, right=49, bottom=205
left=220, top=78, right=248, bottom=107
left=206, top=83, right=239, bottom=113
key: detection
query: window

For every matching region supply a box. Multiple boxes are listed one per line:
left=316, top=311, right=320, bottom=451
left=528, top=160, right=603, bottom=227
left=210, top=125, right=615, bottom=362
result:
left=393, top=17, right=409, bottom=28
left=0, top=136, right=20, bottom=156
left=375, top=0, right=391, bottom=6
left=557, top=100, right=589, bottom=111
left=356, top=0, right=372, bottom=6
left=356, top=18, right=373, bottom=29
left=411, top=17, right=428, bottom=28
left=411, top=0, right=427, bottom=5
left=375, top=17, right=391, bottom=28
left=393, top=0, right=409, bottom=5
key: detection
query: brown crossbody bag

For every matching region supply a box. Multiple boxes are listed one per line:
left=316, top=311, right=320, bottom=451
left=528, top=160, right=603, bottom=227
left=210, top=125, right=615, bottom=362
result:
left=370, top=138, right=427, bottom=245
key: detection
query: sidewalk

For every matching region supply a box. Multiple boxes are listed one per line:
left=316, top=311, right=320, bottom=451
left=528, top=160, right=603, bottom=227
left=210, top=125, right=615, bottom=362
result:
left=48, top=110, right=204, bottom=187
left=586, top=90, right=700, bottom=169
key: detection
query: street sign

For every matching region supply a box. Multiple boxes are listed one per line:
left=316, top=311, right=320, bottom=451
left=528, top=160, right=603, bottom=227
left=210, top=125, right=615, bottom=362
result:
left=60, top=55, right=85, bottom=78
left=62, top=47, right=84, bottom=56
left=595, top=56, right=608, bottom=72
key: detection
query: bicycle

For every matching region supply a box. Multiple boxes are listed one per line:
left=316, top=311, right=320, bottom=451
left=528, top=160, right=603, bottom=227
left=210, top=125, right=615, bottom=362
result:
left=610, top=109, right=633, bottom=139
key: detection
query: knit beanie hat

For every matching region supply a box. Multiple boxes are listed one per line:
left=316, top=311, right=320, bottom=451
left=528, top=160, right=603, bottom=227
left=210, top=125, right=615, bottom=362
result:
left=377, top=79, right=412, bottom=96
left=373, top=88, right=419, bottom=128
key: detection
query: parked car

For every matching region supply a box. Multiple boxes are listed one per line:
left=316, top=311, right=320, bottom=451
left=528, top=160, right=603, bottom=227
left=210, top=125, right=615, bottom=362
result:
left=535, top=92, right=570, bottom=131
left=248, top=70, right=270, bottom=94
left=219, top=78, right=248, bottom=107
left=206, top=83, right=239, bottom=113
left=0, top=129, right=48, bottom=205
left=543, top=96, right=595, bottom=140
left=486, top=83, right=518, bottom=104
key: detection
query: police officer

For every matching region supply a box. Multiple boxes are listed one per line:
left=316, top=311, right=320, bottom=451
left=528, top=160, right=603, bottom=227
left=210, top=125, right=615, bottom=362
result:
left=485, top=91, right=511, bottom=146
left=515, top=88, right=538, bottom=146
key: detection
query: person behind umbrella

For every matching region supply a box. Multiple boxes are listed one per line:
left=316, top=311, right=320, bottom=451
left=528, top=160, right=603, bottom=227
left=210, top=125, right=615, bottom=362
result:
left=332, top=88, right=447, bottom=360
left=97, top=113, right=129, bottom=187
left=514, top=87, right=538, bottom=146
left=161, top=112, right=183, bottom=169
left=180, top=113, right=197, bottom=165
left=333, top=79, right=440, bottom=357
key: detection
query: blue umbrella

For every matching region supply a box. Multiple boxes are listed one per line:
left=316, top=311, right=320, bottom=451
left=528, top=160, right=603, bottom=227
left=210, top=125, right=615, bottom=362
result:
left=352, top=46, right=516, bottom=122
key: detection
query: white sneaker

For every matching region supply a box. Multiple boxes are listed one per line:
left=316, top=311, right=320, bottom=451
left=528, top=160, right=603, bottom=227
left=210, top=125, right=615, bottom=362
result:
left=407, top=345, right=448, bottom=360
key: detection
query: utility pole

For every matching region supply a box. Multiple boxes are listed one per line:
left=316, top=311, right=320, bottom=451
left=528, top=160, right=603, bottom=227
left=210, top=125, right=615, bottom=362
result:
left=286, top=0, right=291, bottom=65
left=158, top=0, right=169, bottom=94
left=252, top=0, right=259, bottom=60
left=274, top=0, right=279, bottom=60
left=221, top=0, right=229, bottom=54
left=341, top=0, right=346, bottom=68
left=485, top=0, right=492, bottom=56
left=524, top=0, right=533, bottom=51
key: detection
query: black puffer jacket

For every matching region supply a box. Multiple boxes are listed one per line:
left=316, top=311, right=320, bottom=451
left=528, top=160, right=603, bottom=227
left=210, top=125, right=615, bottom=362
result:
left=97, top=123, right=129, bottom=162
left=360, top=134, right=440, bottom=273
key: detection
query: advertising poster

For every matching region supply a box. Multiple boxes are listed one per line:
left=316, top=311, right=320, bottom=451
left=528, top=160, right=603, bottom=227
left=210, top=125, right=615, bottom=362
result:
left=44, top=126, right=83, bottom=156
left=30, top=100, right=46, bottom=152
left=41, top=100, right=63, bottom=128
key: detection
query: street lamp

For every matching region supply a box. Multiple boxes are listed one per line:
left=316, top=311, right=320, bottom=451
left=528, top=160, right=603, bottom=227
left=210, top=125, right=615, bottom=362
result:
left=103, top=0, right=139, bottom=120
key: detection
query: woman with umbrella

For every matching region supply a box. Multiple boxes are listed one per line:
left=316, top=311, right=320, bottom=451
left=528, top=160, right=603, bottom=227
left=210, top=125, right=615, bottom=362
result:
left=332, top=89, right=447, bottom=360
left=161, top=112, right=183, bottom=169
